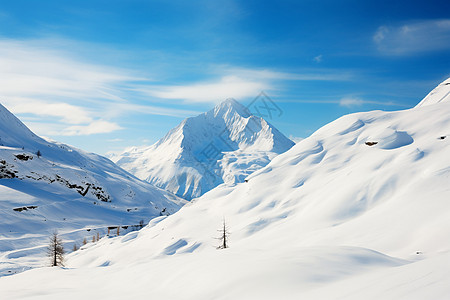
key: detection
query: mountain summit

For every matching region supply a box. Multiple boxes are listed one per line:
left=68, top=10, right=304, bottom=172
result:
left=113, top=99, right=295, bottom=200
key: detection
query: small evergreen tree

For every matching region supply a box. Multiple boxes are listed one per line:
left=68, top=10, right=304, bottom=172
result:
left=82, top=237, right=87, bottom=245
left=96, top=232, right=100, bottom=242
left=216, top=219, right=230, bottom=249
left=36, top=150, right=41, bottom=158
left=73, top=244, right=78, bottom=251
left=48, top=231, right=64, bottom=267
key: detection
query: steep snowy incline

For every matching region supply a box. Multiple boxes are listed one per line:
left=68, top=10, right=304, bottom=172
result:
left=1, top=80, right=449, bottom=299
left=0, top=103, right=185, bottom=276
left=113, top=99, right=294, bottom=200
left=415, top=77, right=450, bottom=107
left=0, top=103, right=42, bottom=150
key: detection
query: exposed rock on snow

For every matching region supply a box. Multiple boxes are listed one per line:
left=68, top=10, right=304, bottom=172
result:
left=0, top=103, right=185, bottom=275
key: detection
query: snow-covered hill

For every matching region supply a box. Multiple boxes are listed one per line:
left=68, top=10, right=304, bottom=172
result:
left=1, top=79, right=449, bottom=299
left=112, top=99, right=294, bottom=200
left=415, top=77, right=450, bottom=107
left=0, top=103, right=185, bottom=276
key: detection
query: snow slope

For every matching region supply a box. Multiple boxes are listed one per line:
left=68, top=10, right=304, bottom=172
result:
left=1, top=78, right=450, bottom=299
left=0, top=103, right=185, bottom=276
left=113, top=99, right=294, bottom=200
left=415, top=77, right=450, bottom=107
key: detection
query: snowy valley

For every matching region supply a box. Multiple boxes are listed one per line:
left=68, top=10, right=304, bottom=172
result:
left=1, top=78, right=449, bottom=299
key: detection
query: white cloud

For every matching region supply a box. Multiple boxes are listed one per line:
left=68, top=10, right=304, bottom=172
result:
left=222, top=66, right=351, bottom=81
left=107, top=138, right=124, bottom=142
left=137, top=66, right=353, bottom=104
left=374, top=19, right=450, bottom=55
left=7, top=98, right=92, bottom=124
left=0, top=38, right=138, bottom=136
left=339, top=96, right=406, bottom=108
left=0, top=39, right=137, bottom=100
left=145, top=75, right=269, bottom=104
left=313, top=55, right=323, bottom=63
left=0, top=38, right=201, bottom=136
left=60, top=120, right=122, bottom=136
left=339, top=97, right=364, bottom=107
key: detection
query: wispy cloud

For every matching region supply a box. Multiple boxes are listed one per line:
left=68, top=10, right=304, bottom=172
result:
left=313, top=55, right=323, bottom=63
left=374, top=19, right=450, bottom=55
left=339, top=97, right=364, bottom=107
left=141, top=75, right=269, bottom=104
left=107, top=138, right=124, bottom=143
left=136, top=66, right=353, bottom=104
left=8, top=98, right=93, bottom=124
left=0, top=38, right=135, bottom=136
left=339, top=96, right=406, bottom=108
left=0, top=38, right=199, bottom=136
left=61, top=120, right=122, bottom=136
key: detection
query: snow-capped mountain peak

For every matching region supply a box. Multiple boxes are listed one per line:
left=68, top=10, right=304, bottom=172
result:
left=212, top=98, right=251, bottom=118
left=114, top=99, right=294, bottom=200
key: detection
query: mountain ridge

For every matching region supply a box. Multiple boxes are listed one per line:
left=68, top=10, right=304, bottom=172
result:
left=113, top=98, right=295, bottom=200
left=0, top=102, right=185, bottom=275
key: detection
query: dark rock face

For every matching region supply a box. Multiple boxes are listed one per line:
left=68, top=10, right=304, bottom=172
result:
left=14, top=154, right=33, bottom=161
left=0, top=160, right=17, bottom=178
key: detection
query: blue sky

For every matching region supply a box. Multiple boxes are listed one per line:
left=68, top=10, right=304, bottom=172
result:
left=0, top=0, right=449, bottom=155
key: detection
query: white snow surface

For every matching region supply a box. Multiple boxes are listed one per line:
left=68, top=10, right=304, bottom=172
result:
left=1, top=79, right=450, bottom=299
left=112, top=99, right=295, bottom=200
left=0, top=103, right=185, bottom=276
left=415, top=77, right=450, bottom=107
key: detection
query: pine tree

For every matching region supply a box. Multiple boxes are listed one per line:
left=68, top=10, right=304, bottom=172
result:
left=96, top=232, right=100, bottom=242
left=82, top=237, right=87, bottom=245
left=47, top=232, right=64, bottom=267
left=36, top=150, right=41, bottom=158
left=72, top=244, right=78, bottom=251
left=217, top=219, right=230, bottom=249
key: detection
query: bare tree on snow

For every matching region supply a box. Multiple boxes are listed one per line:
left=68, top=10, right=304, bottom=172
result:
left=48, top=231, right=64, bottom=267
left=217, top=218, right=230, bottom=249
